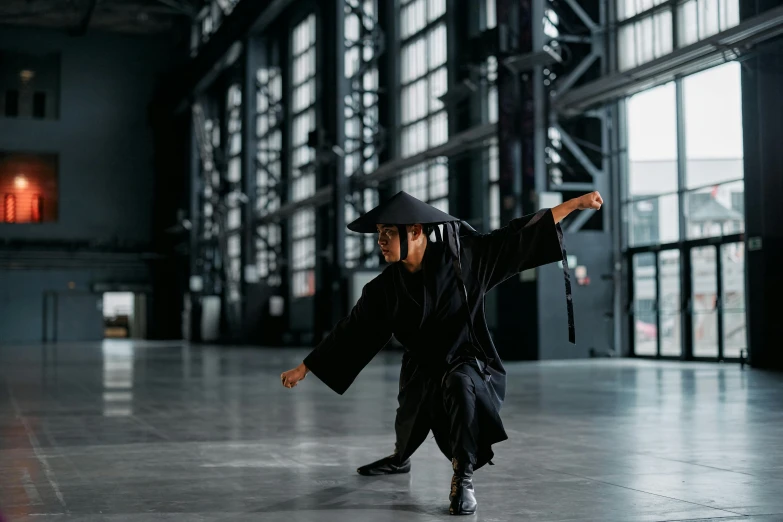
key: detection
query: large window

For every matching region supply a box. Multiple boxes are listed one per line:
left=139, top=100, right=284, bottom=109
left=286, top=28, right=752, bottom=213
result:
left=291, top=14, right=317, bottom=202
left=682, top=63, right=744, bottom=239
left=201, top=117, right=221, bottom=242
left=677, top=0, right=740, bottom=46
left=625, top=82, right=679, bottom=247
left=482, top=0, right=498, bottom=125
left=291, top=208, right=316, bottom=298
left=624, top=62, right=745, bottom=360
left=486, top=140, right=500, bottom=231
left=481, top=0, right=499, bottom=232
left=256, top=66, right=283, bottom=287
left=616, top=0, right=740, bottom=71
left=400, top=160, right=449, bottom=213
left=618, top=5, right=673, bottom=70
left=344, top=0, right=381, bottom=269
left=195, top=0, right=241, bottom=52
left=397, top=0, right=448, bottom=213
left=290, top=14, right=317, bottom=297
left=625, top=63, right=744, bottom=245
left=225, top=84, right=243, bottom=303
left=399, top=0, right=448, bottom=158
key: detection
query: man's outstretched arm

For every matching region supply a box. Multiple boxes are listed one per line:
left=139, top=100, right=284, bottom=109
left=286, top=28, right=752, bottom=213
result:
left=280, top=274, right=392, bottom=394
left=552, top=191, right=603, bottom=223
left=463, top=191, right=603, bottom=291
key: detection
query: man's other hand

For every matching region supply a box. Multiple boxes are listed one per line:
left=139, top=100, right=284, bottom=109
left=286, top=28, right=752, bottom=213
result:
left=281, top=363, right=308, bottom=389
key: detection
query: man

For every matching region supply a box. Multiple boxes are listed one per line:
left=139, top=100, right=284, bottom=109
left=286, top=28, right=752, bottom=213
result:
left=281, top=190, right=603, bottom=515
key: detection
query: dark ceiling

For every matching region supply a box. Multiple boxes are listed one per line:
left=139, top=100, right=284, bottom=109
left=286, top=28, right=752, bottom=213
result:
left=0, top=0, right=200, bottom=35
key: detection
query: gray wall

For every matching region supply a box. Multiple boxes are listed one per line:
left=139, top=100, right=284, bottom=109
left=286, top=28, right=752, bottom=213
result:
left=0, top=27, right=174, bottom=244
left=537, top=231, right=614, bottom=360
left=0, top=27, right=177, bottom=344
left=0, top=265, right=148, bottom=343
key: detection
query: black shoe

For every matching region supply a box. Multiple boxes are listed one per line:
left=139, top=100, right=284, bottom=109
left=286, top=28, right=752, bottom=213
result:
left=357, top=453, right=411, bottom=476
left=449, top=457, right=477, bottom=515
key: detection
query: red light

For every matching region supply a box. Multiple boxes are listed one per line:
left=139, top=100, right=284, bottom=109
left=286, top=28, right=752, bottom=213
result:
left=32, top=194, right=43, bottom=222
left=4, top=194, right=16, bottom=223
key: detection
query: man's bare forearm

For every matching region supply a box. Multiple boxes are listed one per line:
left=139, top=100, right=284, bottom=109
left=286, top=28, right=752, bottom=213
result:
left=552, top=198, right=579, bottom=224
left=552, top=192, right=603, bottom=223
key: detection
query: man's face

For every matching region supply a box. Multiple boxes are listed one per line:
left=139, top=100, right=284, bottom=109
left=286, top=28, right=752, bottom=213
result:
left=376, top=225, right=401, bottom=263
left=376, top=224, right=423, bottom=263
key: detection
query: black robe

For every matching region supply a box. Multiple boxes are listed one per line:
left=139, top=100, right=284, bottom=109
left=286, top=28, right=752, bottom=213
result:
left=303, top=208, right=566, bottom=469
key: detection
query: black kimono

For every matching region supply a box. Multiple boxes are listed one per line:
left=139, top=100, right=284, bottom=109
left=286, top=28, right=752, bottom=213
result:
left=303, top=208, right=568, bottom=470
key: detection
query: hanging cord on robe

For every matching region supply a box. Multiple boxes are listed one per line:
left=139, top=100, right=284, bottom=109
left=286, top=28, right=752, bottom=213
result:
left=556, top=222, right=576, bottom=344
left=499, top=211, right=575, bottom=344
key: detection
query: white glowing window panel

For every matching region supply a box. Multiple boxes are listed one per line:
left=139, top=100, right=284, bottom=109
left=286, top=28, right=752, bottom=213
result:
left=487, top=140, right=500, bottom=230
left=290, top=14, right=317, bottom=203
left=255, top=64, right=283, bottom=288
left=291, top=207, right=316, bottom=297
left=400, top=160, right=449, bottom=213
left=399, top=0, right=447, bottom=159
left=225, top=83, right=243, bottom=200
left=677, top=0, right=740, bottom=47
left=544, top=8, right=559, bottom=38
left=618, top=9, right=673, bottom=71
left=228, top=234, right=241, bottom=257
left=344, top=1, right=381, bottom=269
left=484, top=0, right=496, bottom=29
left=618, top=0, right=668, bottom=21
left=227, top=157, right=241, bottom=183
left=485, top=56, right=498, bottom=123
left=228, top=207, right=241, bottom=230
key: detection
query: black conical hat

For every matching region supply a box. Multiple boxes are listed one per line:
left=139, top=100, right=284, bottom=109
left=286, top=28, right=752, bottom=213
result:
left=347, top=191, right=460, bottom=233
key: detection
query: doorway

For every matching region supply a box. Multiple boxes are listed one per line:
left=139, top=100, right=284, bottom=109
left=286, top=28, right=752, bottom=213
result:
left=628, top=237, right=746, bottom=361
left=101, top=292, right=148, bottom=340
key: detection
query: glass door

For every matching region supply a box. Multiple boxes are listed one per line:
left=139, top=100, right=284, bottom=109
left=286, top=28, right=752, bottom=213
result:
left=659, top=250, right=682, bottom=357
left=632, top=253, right=657, bottom=356
left=690, top=246, right=718, bottom=358
left=721, top=242, right=746, bottom=359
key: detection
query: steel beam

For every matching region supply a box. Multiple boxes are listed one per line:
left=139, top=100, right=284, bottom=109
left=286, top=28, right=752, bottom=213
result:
left=561, top=0, right=598, bottom=32
left=554, top=5, right=783, bottom=114
left=551, top=182, right=596, bottom=191
left=553, top=123, right=602, bottom=180
left=554, top=51, right=599, bottom=96
left=256, top=186, right=334, bottom=225
left=165, top=0, right=297, bottom=109
left=566, top=205, right=594, bottom=232
left=263, top=124, right=496, bottom=225
left=353, top=122, right=497, bottom=188
left=71, top=0, right=97, bottom=36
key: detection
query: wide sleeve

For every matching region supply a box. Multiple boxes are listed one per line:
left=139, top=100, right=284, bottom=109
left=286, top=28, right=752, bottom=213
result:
left=302, top=275, right=393, bottom=395
left=465, top=208, right=564, bottom=291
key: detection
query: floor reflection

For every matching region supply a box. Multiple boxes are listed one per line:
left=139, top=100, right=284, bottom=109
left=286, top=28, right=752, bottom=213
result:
left=1, top=345, right=782, bottom=522
left=101, top=340, right=134, bottom=417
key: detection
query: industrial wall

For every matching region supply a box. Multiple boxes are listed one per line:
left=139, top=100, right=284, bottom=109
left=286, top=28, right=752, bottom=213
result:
left=0, top=27, right=178, bottom=343
left=0, top=27, right=173, bottom=243
left=537, top=231, right=614, bottom=360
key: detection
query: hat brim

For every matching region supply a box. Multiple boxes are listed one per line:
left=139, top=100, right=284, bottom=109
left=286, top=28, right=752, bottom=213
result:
left=346, top=191, right=461, bottom=233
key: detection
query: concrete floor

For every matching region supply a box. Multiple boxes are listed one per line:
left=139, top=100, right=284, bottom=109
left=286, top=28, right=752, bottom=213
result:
left=2, top=342, right=783, bottom=522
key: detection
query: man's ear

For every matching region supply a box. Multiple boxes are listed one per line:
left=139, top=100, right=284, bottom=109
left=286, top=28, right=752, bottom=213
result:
left=409, top=224, right=423, bottom=239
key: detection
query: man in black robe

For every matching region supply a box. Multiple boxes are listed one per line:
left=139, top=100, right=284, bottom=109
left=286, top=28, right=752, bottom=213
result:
left=281, top=190, right=603, bottom=515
